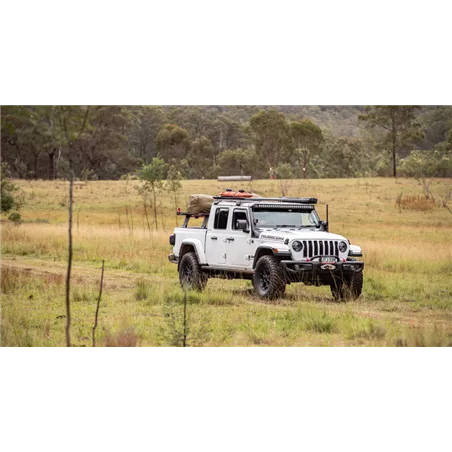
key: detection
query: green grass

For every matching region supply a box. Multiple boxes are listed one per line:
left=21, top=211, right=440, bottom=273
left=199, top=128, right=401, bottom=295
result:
left=1, top=177, right=452, bottom=346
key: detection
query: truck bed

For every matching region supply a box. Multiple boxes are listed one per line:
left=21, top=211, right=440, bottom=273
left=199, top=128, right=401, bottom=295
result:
left=173, top=227, right=207, bottom=255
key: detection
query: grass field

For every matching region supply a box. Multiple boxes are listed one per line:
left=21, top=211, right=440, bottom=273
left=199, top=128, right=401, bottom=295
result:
left=1, top=177, right=452, bottom=346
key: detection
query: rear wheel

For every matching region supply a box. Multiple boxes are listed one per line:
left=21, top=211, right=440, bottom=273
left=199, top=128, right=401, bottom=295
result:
left=253, top=255, right=286, bottom=300
left=179, top=252, right=208, bottom=291
left=331, top=272, right=363, bottom=301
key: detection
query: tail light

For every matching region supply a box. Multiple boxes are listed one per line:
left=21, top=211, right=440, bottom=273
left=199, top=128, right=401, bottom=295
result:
left=169, top=234, right=176, bottom=246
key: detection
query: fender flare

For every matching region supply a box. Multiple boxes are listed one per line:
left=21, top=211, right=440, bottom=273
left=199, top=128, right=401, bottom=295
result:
left=253, top=245, right=291, bottom=268
left=179, top=238, right=207, bottom=266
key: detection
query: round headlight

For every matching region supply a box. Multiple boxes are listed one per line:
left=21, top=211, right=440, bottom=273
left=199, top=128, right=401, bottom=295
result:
left=338, top=241, right=347, bottom=253
left=292, top=241, right=302, bottom=252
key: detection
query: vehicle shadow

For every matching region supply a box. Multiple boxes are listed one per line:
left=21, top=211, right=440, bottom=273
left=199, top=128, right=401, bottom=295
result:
left=230, top=288, right=336, bottom=305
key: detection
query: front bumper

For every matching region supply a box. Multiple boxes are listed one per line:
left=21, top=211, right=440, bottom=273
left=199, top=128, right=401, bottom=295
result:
left=281, top=259, right=364, bottom=284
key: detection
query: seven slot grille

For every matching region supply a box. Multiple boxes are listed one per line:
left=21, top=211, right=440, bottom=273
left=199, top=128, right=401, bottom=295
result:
left=298, top=240, right=339, bottom=258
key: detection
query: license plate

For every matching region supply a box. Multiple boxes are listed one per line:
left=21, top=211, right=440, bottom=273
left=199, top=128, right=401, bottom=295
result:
left=320, top=256, right=337, bottom=263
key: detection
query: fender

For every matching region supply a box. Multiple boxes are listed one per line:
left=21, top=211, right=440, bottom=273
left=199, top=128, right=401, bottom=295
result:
left=179, top=238, right=208, bottom=265
left=348, top=244, right=363, bottom=257
left=253, top=244, right=291, bottom=268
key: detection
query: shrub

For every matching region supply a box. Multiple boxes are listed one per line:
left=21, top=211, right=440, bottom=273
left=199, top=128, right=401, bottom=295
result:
left=8, top=212, right=22, bottom=225
left=1, top=163, right=23, bottom=214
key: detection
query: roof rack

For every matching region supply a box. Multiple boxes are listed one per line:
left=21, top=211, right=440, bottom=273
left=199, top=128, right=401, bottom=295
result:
left=176, top=210, right=210, bottom=228
left=213, top=196, right=318, bottom=204
left=176, top=211, right=209, bottom=217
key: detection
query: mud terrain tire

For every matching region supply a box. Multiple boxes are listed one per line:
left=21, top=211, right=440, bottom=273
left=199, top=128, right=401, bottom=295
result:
left=253, top=255, right=286, bottom=300
left=331, top=271, right=363, bottom=301
left=179, top=252, right=208, bottom=291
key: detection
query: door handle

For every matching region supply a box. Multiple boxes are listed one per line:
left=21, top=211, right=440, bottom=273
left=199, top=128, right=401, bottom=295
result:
left=210, top=236, right=217, bottom=240
left=226, top=237, right=235, bottom=241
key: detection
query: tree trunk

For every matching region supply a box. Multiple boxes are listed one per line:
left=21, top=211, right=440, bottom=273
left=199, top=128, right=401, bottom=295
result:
left=392, top=135, right=397, bottom=178
left=48, top=150, right=56, bottom=180
left=391, top=111, right=397, bottom=178
left=34, top=153, right=39, bottom=179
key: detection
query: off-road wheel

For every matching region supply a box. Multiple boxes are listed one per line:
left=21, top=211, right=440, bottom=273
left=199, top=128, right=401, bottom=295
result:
left=179, top=252, right=208, bottom=291
left=331, top=272, right=363, bottom=301
left=252, top=255, right=286, bottom=300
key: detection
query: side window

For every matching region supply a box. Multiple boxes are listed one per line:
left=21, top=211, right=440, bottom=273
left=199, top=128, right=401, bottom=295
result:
left=232, top=210, right=248, bottom=230
left=214, top=208, right=229, bottom=229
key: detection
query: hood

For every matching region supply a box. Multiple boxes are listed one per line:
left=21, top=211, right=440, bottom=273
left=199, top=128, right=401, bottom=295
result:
left=258, top=229, right=346, bottom=242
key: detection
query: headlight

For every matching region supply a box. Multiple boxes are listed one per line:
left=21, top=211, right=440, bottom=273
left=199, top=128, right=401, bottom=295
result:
left=292, top=241, right=302, bottom=252
left=338, top=241, right=347, bottom=253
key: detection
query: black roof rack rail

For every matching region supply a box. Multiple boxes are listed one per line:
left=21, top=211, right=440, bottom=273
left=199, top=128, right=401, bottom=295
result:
left=213, top=196, right=318, bottom=204
left=176, top=211, right=209, bottom=217
left=176, top=210, right=210, bottom=228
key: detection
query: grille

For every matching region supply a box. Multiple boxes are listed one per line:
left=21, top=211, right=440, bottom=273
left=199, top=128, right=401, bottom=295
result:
left=300, top=240, right=339, bottom=258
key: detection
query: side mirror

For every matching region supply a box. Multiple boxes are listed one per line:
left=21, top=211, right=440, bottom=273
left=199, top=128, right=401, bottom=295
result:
left=320, top=221, right=329, bottom=232
left=236, top=219, right=250, bottom=232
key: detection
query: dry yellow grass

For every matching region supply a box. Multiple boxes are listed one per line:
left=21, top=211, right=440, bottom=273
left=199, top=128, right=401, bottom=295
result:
left=1, top=177, right=452, bottom=346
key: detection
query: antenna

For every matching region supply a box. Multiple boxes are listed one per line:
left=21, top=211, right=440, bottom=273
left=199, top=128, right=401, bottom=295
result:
left=326, top=204, right=329, bottom=231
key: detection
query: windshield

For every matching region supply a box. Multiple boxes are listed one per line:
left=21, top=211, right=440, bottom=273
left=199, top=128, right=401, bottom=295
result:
left=252, top=208, right=319, bottom=229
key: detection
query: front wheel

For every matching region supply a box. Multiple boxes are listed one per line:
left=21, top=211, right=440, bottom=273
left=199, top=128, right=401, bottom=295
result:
left=252, top=255, right=286, bottom=300
left=179, top=252, right=208, bottom=291
left=331, top=272, right=363, bottom=301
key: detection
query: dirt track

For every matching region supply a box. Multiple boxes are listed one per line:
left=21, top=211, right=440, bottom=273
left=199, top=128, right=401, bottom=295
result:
left=3, top=255, right=452, bottom=330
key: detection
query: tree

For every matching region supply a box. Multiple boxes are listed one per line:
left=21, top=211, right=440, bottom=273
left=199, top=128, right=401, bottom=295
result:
left=60, top=105, right=90, bottom=348
left=186, top=136, right=215, bottom=178
left=1, top=162, right=23, bottom=214
left=75, top=106, right=137, bottom=179
left=213, top=115, right=247, bottom=155
left=290, top=120, right=324, bottom=179
left=275, top=163, right=294, bottom=196
left=419, top=106, right=452, bottom=149
left=324, top=136, right=368, bottom=178
left=359, top=106, right=423, bottom=177
left=155, top=124, right=190, bottom=162
left=127, top=106, right=166, bottom=163
left=247, top=109, right=292, bottom=171
left=216, top=149, right=261, bottom=177
left=136, top=158, right=168, bottom=230
left=167, top=165, right=183, bottom=225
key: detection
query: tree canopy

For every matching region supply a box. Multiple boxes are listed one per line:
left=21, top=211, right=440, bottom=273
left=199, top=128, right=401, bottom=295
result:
left=1, top=105, right=451, bottom=181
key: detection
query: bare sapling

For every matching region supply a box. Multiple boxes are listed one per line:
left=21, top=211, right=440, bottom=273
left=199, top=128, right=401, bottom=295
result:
left=396, top=192, right=403, bottom=213
left=92, top=260, right=105, bottom=347
left=183, top=289, right=187, bottom=347
left=76, top=202, right=84, bottom=234
left=65, top=171, right=73, bottom=347
left=441, top=186, right=452, bottom=214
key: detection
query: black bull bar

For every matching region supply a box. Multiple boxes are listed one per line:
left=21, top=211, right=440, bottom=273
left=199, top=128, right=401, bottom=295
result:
left=281, top=259, right=364, bottom=284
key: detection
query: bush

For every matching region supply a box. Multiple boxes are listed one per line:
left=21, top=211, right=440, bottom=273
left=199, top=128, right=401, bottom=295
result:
left=8, top=212, right=22, bottom=225
left=399, top=148, right=452, bottom=178
left=135, top=279, right=150, bottom=300
left=1, top=163, right=23, bottom=214
left=275, top=163, right=294, bottom=179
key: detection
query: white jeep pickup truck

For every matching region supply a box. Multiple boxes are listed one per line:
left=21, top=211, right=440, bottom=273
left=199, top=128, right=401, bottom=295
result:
left=168, top=195, right=364, bottom=300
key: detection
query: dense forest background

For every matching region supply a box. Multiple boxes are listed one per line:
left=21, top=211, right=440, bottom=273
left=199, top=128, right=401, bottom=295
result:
left=1, top=105, right=451, bottom=180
